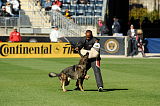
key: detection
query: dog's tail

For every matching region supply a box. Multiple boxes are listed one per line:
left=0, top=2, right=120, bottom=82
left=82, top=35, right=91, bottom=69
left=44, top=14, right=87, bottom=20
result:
left=48, top=72, right=60, bottom=78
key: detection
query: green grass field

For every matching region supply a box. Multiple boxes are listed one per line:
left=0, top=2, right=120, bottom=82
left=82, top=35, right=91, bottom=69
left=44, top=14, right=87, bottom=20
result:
left=0, top=58, right=160, bottom=106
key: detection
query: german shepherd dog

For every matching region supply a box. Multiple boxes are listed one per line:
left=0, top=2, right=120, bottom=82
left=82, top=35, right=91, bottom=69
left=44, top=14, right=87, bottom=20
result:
left=49, top=53, right=89, bottom=92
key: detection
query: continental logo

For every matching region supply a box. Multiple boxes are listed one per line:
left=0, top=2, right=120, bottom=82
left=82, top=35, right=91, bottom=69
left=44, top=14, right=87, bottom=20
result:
left=104, top=39, right=119, bottom=53
left=0, top=43, right=76, bottom=57
left=0, top=44, right=52, bottom=56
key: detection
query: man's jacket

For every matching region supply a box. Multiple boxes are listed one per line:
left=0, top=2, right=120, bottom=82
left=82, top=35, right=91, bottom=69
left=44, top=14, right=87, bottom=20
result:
left=76, top=36, right=99, bottom=50
left=9, top=31, right=22, bottom=42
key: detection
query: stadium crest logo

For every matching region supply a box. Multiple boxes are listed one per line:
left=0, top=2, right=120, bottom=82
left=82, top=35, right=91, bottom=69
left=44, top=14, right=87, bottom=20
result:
left=104, top=39, right=119, bottom=53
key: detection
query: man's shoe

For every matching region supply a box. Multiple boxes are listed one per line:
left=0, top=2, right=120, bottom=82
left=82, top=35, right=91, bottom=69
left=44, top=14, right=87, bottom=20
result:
left=98, top=87, right=103, bottom=92
left=74, top=87, right=81, bottom=91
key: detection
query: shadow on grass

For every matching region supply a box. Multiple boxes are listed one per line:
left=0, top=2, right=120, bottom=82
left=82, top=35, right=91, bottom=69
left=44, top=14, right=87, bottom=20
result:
left=146, top=55, right=160, bottom=57
left=64, top=89, right=128, bottom=92
left=84, top=89, right=129, bottom=92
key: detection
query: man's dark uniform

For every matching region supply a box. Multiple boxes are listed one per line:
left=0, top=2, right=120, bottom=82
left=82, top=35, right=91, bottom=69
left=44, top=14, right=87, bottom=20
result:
left=76, top=36, right=103, bottom=88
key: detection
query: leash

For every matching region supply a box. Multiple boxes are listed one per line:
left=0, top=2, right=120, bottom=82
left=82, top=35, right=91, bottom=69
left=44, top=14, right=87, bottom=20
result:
left=62, top=37, right=70, bottom=43
left=99, top=48, right=108, bottom=52
left=63, top=37, right=107, bottom=53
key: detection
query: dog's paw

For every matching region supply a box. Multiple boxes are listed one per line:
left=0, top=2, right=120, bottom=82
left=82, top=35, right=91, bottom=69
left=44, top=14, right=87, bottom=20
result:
left=63, top=89, right=67, bottom=92
left=81, top=89, right=84, bottom=92
left=84, top=75, right=90, bottom=80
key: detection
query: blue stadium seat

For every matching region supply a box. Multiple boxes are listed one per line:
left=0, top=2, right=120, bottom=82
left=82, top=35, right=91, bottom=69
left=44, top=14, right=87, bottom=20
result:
left=96, top=0, right=103, bottom=1
left=70, top=8, right=76, bottom=12
left=77, top=4, right=86, bottom=10
left=94, top=12, right=102, bottom=16
left=61, top=12, right=65, bottom=15
left=63, top=0, right=71, bottom=4
left=95, top=6, right=102, bottom=12
left=77, top=4, right=86, bottom=15
left=89, top=0, right=95, bottom=4
left=70, top=9, right=76, bottom=16
left=94, top=10, right=102, bottom=13
left=88, top=4, right=95, bottom=6
left=77, top=9, right=85, bottom=16
left=61, top=9, right=66, bottom=13
left=62, top=4, right=70, bottom=10
left=70, top=12, right=76, bottom=16
left=85, top=12, right=94, bottom=16
left=86, top=9, right=93, bottom=13
left=87, top=5, right=94, bottom=10
left=70, top=4, right=77, bottom=10
left=95, top=0, right=103, bottom=5
left=86, top=4, right=94, bottom=12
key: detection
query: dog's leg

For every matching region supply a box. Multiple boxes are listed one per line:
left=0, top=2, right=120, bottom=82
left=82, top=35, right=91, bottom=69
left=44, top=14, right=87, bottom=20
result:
left=59, top=76, right=63, bottom=88
left=61, top=73, right=67, bottom=92
left=78, top=79, right=84, bottom=91
left=62, top=80, right=67, bottom=92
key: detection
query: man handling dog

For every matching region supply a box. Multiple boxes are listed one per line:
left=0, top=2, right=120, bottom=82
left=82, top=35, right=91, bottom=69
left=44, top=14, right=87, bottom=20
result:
left=75, top=30, right=104, bottom=92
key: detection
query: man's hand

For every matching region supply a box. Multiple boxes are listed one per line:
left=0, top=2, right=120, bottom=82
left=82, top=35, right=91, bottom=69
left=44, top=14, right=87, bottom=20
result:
left=84, top=75, right=90, bottom=80
left=75, top=47, right=79, bottom=51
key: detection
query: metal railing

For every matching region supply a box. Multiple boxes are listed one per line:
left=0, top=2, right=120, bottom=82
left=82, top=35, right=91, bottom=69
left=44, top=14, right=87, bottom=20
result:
left=0, top=17, right=18, bottom=27
left=51, top=11, right=86, bottom=37
left=0, top=17, right=19, bottom=36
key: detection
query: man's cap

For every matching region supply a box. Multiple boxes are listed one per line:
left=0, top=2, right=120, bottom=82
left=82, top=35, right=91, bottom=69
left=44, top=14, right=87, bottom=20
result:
left=52, top=26, right=58, bottom=28
left=2, top=6, right=6, bottom=9
left=13, top=27, right=17, bottom=29
left=130, top=24, right=134, bottom=27
left=98, top=18, right=102, bottom=20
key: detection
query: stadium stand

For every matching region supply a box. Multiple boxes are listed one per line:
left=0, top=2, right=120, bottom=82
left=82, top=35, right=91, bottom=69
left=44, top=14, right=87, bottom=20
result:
left=0, top=0, right=106, bottom=37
